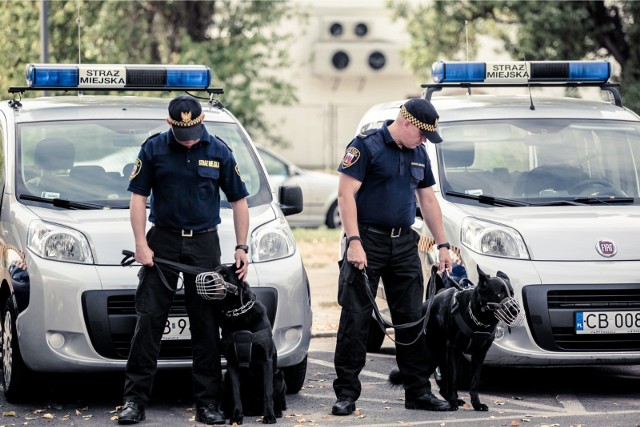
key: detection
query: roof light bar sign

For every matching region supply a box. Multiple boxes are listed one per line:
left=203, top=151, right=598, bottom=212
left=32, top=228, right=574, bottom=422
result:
left=26, top=64, right=211, bottom=89
left=432, top=61, right=611, bottom=84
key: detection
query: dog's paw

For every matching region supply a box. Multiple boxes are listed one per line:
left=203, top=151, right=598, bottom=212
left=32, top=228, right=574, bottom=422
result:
left=473, top=402, right=489, bottom=411
left=456, top=398, right=465, bottom=406
left=231, top=416, right=244, bottom=425
left=447, top=401, right=459, bottom=411
left=262, top=414, right=277, bottom=424
left=275, top=410, right=283, bottom=418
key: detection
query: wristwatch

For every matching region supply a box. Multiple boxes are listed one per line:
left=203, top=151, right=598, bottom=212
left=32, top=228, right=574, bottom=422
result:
left=436, top=242, right=451, bottom=250
left=235, top=244, right=249, bottom=253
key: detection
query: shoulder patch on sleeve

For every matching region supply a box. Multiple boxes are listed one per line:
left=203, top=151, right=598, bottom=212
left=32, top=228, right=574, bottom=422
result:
left=341, top=147, right=360, bottom=169
left=129, top=158, right=142, bottom=181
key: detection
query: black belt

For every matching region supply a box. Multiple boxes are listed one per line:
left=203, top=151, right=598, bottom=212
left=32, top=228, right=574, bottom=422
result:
left=154, top=226, right=217, bottom=237
left=361, top=224, right=407, bottom=238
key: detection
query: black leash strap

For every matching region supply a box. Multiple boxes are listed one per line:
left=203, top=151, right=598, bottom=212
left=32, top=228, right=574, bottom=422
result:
left=361, top=266, right=435, bottom=347
left=121, top=249, right=211, bottom=292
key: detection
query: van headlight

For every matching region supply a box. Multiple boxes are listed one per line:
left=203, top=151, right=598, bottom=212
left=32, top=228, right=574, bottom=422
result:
left=250, top=217, right=296, bottom=262
left=27, top=220, right=94, bottom=264
left=461, top=217, right=529, bottom=259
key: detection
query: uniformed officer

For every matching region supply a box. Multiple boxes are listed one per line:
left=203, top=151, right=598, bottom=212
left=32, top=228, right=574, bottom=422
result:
left=117, top=96, right=250, bottom=425
left=332, top=98, right=452, bottom=415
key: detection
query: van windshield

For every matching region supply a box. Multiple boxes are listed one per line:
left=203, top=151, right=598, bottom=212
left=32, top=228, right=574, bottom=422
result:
left=437, top=119, right=640, bottom=204
left=15, top=120, right=270, bottom=208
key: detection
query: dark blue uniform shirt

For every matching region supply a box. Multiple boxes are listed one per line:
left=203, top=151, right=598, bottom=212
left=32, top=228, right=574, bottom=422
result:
left=337, top=120, right=435, bottom=228
left=128, top=128, right=249, bottom=230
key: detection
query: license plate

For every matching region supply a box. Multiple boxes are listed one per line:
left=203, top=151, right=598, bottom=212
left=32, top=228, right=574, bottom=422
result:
left=163, top=316, right=190, bottom=340
left=575, top=311, right=640, bottom=334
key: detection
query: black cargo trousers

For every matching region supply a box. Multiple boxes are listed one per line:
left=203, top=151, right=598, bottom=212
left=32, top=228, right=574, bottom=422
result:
left=123, top=226, right=223, bottom=408
left=333, top=226, right=432, bottom=402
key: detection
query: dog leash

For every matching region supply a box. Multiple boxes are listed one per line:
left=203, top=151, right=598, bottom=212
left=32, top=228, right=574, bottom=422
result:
left=121, top=249, right=212, bottom=292
left=356, top=265, right=437, bottom=347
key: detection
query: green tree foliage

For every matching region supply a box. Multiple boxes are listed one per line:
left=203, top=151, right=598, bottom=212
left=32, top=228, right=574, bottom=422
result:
left=0, top=0, right=299, bottom=143
left=388, top=0, right=640, bottom=112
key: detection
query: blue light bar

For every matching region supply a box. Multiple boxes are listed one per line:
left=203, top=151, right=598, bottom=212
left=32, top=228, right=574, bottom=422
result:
left=431, top=60, right=611, bottom=84
left=25, top=64, right=212, bottom=89
left=26, top=64, right=79, bottom=87
left=432, top=61, right=485, bottom=83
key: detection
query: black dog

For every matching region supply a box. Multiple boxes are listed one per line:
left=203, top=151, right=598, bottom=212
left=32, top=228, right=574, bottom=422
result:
left=389, top=266, right=523, bottom=411
left=214, top=264, right=287, bottom=424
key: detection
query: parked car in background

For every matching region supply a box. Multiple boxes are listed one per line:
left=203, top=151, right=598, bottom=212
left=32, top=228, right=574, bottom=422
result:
left=256, top=145, right=341, bottom=229
left=357, top=60, right=640, bottom=372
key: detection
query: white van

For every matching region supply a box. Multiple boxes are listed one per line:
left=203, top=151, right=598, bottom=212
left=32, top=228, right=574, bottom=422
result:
left=357, top=60, right=640, bottom=368
left=0, top=64, right=311, bottom=401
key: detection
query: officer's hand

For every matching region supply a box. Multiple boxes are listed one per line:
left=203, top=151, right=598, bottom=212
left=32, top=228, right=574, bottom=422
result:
left=135, top=245, right=154, bottom=267
left=346, top=240, right=367, bottom=270
left=437, top=247, right=452, bottom=273
left=235, top=251, right=249, bottom=280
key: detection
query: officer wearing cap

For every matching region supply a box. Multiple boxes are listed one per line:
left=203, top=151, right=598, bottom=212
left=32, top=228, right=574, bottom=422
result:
left=332, top=98, right=452, bottom=415
left=117, top=96, right=250, bottom=425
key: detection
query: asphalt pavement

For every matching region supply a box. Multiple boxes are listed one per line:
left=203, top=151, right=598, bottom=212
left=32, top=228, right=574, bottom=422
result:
left=308, top=262, right=342, bottom=338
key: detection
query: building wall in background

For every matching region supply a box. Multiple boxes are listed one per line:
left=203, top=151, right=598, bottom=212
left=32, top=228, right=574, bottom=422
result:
left=259, top=1, right=422, bottom=170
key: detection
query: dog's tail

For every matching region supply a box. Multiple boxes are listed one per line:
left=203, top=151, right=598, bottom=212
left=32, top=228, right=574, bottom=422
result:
left=387, top=368, right=403, bottom=388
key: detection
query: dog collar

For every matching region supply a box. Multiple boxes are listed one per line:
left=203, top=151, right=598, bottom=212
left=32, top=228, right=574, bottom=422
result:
left=225, top=298, right=256, bottom=317
left=468, top=302, right=490, bottom=328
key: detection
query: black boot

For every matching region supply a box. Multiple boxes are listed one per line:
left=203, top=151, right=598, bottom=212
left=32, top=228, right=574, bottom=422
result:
left=117, top=401, right=146, bottom=425
left=195, top=402, right=225, bottom=425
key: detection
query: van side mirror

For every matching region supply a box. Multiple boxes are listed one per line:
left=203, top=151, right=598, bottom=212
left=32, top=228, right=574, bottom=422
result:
left=279, top=185, right=303, bottom=216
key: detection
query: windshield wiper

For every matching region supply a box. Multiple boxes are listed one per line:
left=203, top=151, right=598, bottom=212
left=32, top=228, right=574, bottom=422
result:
left=19, top=194, right=108, bottom=210
left=444, top=190, right=636, bottom=207
left=444, top=190, right=530, bottom=207
left=570, top=196, right=635, bottom=205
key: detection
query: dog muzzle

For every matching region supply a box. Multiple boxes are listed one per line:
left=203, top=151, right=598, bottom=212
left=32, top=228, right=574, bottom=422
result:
left=195, top=271, right=239, bottom=300
left=485, top=297, right=525, bottom=327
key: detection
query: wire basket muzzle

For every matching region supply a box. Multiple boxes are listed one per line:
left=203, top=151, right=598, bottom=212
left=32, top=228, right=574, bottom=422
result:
left=195, top=271, right=229, bottom=300
left=492, top=297, right=525, bottom=327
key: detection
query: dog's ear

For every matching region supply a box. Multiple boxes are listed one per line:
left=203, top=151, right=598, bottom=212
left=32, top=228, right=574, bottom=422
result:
left=477, top=265, right=489, bottom=287
left=496, top=271, right=511, bottom=286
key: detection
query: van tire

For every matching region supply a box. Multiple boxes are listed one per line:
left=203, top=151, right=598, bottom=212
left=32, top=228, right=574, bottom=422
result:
left=282, top=356, right=307, bottom=394
left=325, top=201, right=341, bottom=229
left=2, top=298, right=31, bottom=403
left=366, top=318, right=386, bottom=353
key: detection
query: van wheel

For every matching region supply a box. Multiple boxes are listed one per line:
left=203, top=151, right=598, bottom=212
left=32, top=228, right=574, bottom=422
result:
left=366, top=317, right=385, bottom=353
left=282, top=356, right=307, bottom=394
left=325, top=201, right=341, bottom=229
left=2, top=299, right=31, bottom=402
